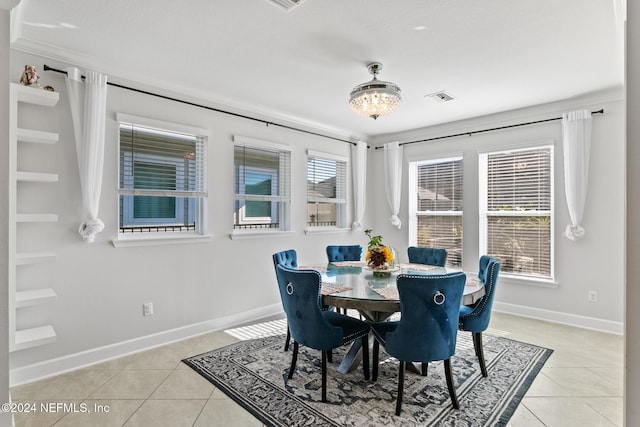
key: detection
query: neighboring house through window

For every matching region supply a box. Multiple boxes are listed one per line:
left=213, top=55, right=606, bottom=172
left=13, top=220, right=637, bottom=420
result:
left=233, top=136, right=291, bottom=231
left=306, top=150, right=347, bottom=228
left=117, top=113, right=208, bottom=236
left=408, top=156, right=463, bottom=267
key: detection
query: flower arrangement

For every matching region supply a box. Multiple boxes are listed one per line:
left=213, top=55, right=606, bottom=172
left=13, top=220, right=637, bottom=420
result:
left=364, top=229, right=394, bottom=271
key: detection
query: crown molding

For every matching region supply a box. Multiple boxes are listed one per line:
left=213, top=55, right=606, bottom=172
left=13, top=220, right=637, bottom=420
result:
left=369, top=85, right=624, bottom=146
left=11, top=37, right=369, bottom=144
left=0, top=0, right=20, bottom=11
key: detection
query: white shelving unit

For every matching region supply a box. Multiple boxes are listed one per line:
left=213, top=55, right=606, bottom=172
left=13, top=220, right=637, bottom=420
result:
left=8, top=83, right=59, bottom=352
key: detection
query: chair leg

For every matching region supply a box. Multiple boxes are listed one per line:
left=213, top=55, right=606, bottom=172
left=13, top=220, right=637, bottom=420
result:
left=288, top=341, right=299, bottom=379
left=395, top=361, right=405, bottom=416
left=361, top=335, right=370, bottom=380
left=473, top=332, right=488, bottom=377
left=327, top=349, right=333, bottom=363
left=321, top=350, right=328, bottom=402
left=372, top=339, right=379, bottom=382
left=284, top=326, right=291, bottom=351
left=444, top=358, right=460, bottom=409
left=421, top=362, right=428, bottom=376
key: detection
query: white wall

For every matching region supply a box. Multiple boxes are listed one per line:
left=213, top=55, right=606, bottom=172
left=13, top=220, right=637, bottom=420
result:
left=626, top=3, right=639, bottom=425
left=1, top=5, right=14, bottom=426
left=368, top=92, right=625, bottom=331
left=8, top=50, right=373, bottom=383
left=8, top=48, right=625, bottom=385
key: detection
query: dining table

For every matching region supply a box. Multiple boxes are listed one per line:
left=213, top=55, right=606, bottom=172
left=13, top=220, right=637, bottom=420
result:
left=298, top=261, right=486, bottom=374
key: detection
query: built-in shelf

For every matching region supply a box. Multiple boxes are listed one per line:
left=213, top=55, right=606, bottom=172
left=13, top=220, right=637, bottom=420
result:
left=14, top=326, right=57, bottom=351
left=16, top=252, right=56, bottom=265
left=16, top=288, right=57, bottom=308
left=17, top=213, right=59, bottom=223
left=16, top=171, right=59, bottom=183
left=10, top=82, right=60, bottom=353
left=17, top=128, right=59, bottom=144
left=15, top=84, right=59, bottom=107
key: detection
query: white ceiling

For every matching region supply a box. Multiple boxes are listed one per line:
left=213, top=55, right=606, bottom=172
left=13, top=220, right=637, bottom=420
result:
left=10, top=0, right=625, bottom=140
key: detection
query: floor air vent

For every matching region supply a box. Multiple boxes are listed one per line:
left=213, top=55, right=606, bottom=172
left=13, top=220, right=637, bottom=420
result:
left=266, top=0, right=306, bottom=12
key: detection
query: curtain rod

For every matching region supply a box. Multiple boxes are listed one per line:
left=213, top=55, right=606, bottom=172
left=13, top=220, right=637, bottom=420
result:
left=43, top=64, right=356, bottom=146
left=373, top=109, right=604, bottom=150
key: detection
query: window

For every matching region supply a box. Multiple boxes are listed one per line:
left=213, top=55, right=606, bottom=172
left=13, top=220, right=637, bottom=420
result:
left=117, top=114, right=208, bottom=235
left=233, top=136, right=291, bottom=231
left=409, top=157, right=463, bottom=267
left=306, top=151, right=347, bottom=228
left=479, top=145, right=553, bottom=279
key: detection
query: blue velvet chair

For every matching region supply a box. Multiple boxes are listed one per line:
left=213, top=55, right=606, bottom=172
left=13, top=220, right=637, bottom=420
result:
left=275, top=264, right=370, bottom=402
left=459, top=255, right=500, bottom=377
left=407, top=246, right=448, bottom=267
left=325, top=245, right=362, bottom=315
left=272, top=249, right=298, bottom=351
left=326, top=245, right=363, bottom=262
left=371, top=272, right=466, bottom=415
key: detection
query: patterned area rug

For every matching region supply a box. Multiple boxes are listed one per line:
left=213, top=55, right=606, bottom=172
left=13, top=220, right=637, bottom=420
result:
left=183, top=332, right=552, bottom=426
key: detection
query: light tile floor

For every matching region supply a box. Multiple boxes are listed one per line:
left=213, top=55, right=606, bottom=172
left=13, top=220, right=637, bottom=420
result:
left=10, top=312, right=623, bottom=426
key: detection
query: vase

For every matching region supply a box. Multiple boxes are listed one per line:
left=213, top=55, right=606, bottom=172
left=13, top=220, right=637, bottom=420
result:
left=372, top=270, right=392, bottom=278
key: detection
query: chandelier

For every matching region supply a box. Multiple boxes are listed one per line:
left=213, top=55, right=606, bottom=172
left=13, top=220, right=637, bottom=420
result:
left=349, top=62, right=402, bottom=120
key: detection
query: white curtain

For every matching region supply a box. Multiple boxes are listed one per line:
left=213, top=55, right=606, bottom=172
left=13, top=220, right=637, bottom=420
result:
left=65, top=68, right=108, bottom=242
left=351, top=141, right=367, bottom=230
left=384, top=141, right=403, bottom=229
left=561, top=109, right=593, bottom=241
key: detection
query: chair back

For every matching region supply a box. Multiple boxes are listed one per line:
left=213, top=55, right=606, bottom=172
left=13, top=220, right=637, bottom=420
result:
left=385, top=272, right=466, bottom=363
left=275, top=264, right=343, bottom=351
left=326, top=245, right=362, bottom=262
left=407, top=246, right=447, bottom=267
left=460, top=256, right=500, bottom=332
left=477, top=255, right=492, bottom=283
left=272, top=249, right=298, bottom=270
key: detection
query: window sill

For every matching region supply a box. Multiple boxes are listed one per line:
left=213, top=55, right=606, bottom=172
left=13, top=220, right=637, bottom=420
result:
left=304, top=227, right=352, bottom=236
left=500, top=273, right=559, bottom=288
left=229, top=230, right=295, bottom=240
left=112, top=233, right=212, bottom=248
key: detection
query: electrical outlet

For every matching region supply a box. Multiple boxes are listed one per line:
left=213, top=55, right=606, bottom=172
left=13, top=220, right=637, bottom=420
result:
left=143, top=302, right=154, bottom=316
left=588, top=291, right=598, bottom=303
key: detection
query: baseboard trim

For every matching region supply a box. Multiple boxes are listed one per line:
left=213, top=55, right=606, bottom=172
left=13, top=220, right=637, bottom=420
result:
left=10, top=303, right=284, bottom=387
left=493, top=302, right=624, bottom=335
left=11, top=302, right=624, bottom=386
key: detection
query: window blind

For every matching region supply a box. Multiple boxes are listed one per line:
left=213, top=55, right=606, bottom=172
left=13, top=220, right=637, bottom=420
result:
left=118, top=120, right=208, bottom=233
left=306, top=153, right=347, bottom=227
left=119, top=124, right=207, bottom=197
left=415, top=157, right=463, bottom=266
left=234, top=144, right=291, bottom=229
left=480, top=146, right=553, bottom=278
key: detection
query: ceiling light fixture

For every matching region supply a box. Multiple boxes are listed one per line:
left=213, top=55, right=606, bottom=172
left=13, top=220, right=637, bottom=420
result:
left=349, top=62, right=402, bottom=120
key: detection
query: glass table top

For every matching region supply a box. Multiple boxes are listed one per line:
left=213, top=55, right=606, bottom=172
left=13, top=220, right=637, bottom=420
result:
left=298, top=262, right=485, bottom=307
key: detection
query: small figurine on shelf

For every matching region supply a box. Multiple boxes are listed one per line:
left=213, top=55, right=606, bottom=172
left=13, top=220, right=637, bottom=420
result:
left=20, top=65, right=40, bottom=87
left=19, top=65, right=55, bottom=92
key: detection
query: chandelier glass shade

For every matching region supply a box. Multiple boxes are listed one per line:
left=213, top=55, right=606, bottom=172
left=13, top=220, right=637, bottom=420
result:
left=349, top=62, right=401, bottom=120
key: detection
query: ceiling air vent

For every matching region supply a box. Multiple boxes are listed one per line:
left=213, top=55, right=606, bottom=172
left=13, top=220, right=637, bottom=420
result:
left=425, top=90, right=455, bottom=103
left=266, top=0, right=307, bottom=12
